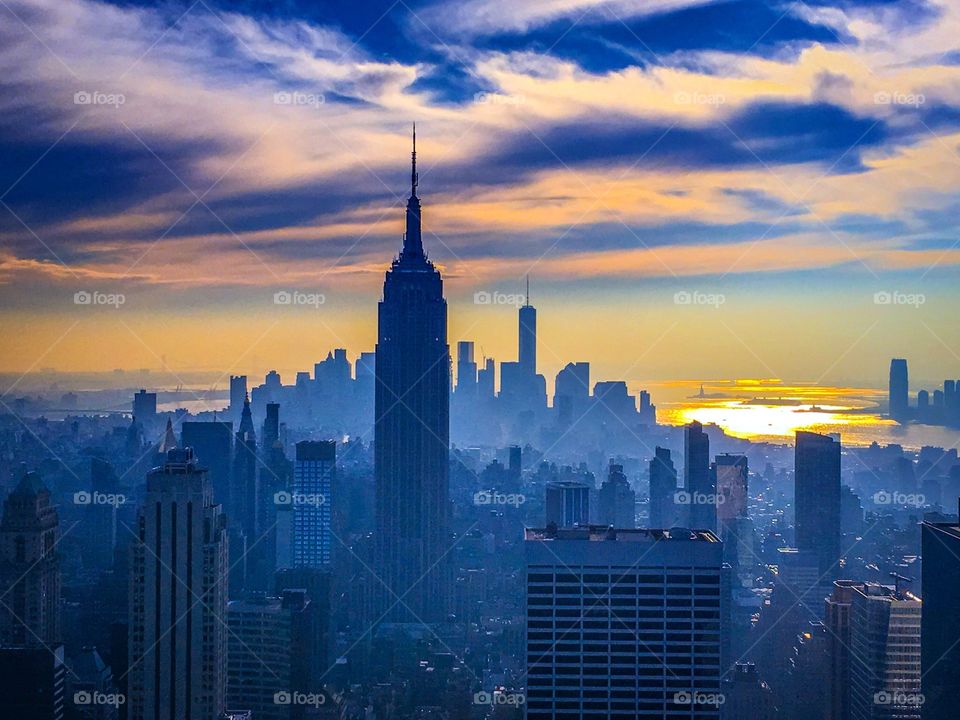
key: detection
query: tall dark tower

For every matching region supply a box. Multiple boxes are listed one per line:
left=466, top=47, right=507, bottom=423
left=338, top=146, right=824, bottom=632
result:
left=374, top=125, right=451, bottom=623
left=889, top=358, right=909, bottom=421
left=795, top=431, right=841, bottom=576
left=519, top=275, right=536, bottom=376
left=684, top=420, right=714, bottom=530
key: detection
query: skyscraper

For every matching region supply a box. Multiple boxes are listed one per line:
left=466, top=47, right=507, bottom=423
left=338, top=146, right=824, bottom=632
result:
left=825, top=580, right=858, bottom=720
left=920, top=513, right=960, bottom=719
left=684, top=420, right=713, bottom=530
left=132, top=389, right=157, bottom=429
left=544, top=480, right=590, bottom=528
left=597, top=461, right=635, bottom=528
left=291, top=440, right=335, bottom=569
left=714, top=453, right=748, bottom=522
left=128, top=447, right=228, bottom=720
left=519, top=276, right=536, bottom=376
left=889, top=358, right=909, bottom=421
left=525, top=526, right=722, bottom=718
left=233, top=395, right=258, bottom=543
left=455, top=340, right=477, bottom=397
left=848, top=583, right=921, bottom=720
left=181, top=420, right=233, bottom=509
left=649, top=446, right=679, bottom=528
left=0, top=469, right=61, bottom=647
left=795, top=431, right=841, bottom=576
left=374, top=127, right=450, bottom=622
left=229, top=375, right=247, bottom=419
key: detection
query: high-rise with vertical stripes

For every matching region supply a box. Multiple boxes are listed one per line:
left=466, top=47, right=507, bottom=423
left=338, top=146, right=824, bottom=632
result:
left=128, top=447, right=228, bottom=720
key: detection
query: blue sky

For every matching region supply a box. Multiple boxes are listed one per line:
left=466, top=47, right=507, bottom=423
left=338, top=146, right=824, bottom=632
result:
left=0, top=0, right=958, bottom=384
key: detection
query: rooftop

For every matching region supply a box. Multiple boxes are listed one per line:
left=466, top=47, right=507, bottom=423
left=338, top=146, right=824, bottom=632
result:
left=525, top=525, right=719, bottom=543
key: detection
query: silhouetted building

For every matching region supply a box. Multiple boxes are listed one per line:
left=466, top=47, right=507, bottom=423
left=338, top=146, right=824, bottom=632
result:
left=795, top=431, right=841, bottom=576
left=684, top=421, right=714, bottom=530
left=597, top=462, right=635, bottom=528
left=524, top=526, right=722, bottom=718
left=455, top=341, right=477, bottom=397
left=128, top=447, right=228, bottom=720
left=649, top=447, right=679, bottom=528
left=0, top=469, right=61, bottom=647
left=181, top=420, right=233, bottom=510
left=373, top=128, right=450, bottom=622
left=889, top=358, right=909, bottom=421
left=519, top=279, right=536, bottom=377
left=229, top=375, right=247, bottom=419
left=921, top=514, right=960, bottom=720
left=0, top=645, right=66, bottom=720
left=132, top=390, right=157, bottom=429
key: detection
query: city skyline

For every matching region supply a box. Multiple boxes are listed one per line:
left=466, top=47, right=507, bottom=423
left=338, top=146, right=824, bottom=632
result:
left=1, top=0, right=959, bottom=383
left=2, top=2, right=960, bottom=718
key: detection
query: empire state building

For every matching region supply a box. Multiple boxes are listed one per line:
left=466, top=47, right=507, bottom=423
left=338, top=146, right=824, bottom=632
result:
left=373, top=126, right=451, bottom=622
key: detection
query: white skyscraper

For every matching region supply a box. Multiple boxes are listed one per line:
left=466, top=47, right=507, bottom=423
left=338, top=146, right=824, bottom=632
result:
left=128, top=447, right=228, bottom=720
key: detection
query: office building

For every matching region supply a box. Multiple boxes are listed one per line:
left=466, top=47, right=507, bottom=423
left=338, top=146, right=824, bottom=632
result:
left=181, top=420, right=233, bottom=510
left=128, top=447, right=228, bottom=720
left=795, top=431, right=841, bottom=576
left=848, top=583, right=921, bottom=720
left=597, top=462, right=635, bottom=528
left=684, top=421, right=714, bottom=531
left=524, top=526, right=723, bottom=719
left=920, top=513, right=960, bottom=720
left=292, top=441, right=335, bottom=569
left=0, top=469, right=61, bottom=647
left=889, top=359, right=909, bottom=421
left=649, top=447, right=679, bottom=528
left=825, top=580, right=858, bottom=720
left=374, top=128, right=451, bottom=622
left=226, top=590, right=319, bottom=720
left=713, top=454, right=748, bottom=522
left=544, top=480, right=590, bottom=528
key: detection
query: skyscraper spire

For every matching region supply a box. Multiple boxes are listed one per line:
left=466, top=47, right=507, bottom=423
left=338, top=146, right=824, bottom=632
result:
left=411, top=122, right=418, bottom=198
left=402, top=123, right=423, bottom=259
left=525, top=274, right=530, bottom=307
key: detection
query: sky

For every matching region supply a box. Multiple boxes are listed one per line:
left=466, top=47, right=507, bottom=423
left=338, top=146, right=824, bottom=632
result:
left=0, top=0, right=959, bottom=390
